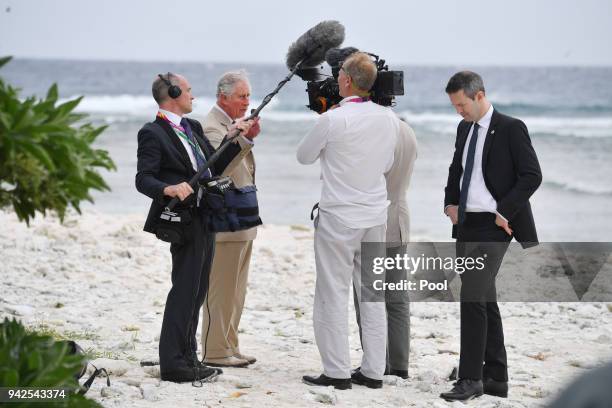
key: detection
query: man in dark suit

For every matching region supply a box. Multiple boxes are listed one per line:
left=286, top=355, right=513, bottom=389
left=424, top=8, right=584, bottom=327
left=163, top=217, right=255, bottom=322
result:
left=440, top=71, right=542, bottom=402
left=136, top=72, right=255, bottom=383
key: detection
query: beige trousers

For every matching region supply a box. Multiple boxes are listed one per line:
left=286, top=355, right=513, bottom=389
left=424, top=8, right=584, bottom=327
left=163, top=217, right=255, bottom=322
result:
left=201, top=240, right=253, bottom=358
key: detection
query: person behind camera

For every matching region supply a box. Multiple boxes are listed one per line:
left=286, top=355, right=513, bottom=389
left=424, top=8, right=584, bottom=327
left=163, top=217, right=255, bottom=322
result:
left=298, top=52, right=400, bottom=390
left=200, top=71, right=260, bottom=368
left=135, top=72, right=255, bottom=383
left=353, top=116, right=417, bottom=380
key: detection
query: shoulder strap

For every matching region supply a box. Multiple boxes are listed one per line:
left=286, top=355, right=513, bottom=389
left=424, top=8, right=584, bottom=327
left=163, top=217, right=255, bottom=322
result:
left=310, top=202, right=319, bottom=220
left=78, top=364, right=110, bottom=395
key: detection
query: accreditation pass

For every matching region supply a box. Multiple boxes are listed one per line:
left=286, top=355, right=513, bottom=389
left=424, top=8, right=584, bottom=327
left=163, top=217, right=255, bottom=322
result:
left=0, top=387, right=68, bottom=402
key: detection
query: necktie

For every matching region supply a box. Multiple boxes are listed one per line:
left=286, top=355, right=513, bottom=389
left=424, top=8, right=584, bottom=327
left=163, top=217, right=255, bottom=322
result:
left=180, top=119, right=205, bottom=169
left=458, top=123, right=480, bottom=224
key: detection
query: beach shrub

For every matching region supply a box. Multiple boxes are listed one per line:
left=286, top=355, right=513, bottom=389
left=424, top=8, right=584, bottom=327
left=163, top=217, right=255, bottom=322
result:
left=0, top=56, right=115, bottom=224
left=0, top=317, right=102, bottom=407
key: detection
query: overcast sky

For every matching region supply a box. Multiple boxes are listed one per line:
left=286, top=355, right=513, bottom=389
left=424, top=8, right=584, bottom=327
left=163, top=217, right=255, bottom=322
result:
left=1, top=0, right=611, bottom=66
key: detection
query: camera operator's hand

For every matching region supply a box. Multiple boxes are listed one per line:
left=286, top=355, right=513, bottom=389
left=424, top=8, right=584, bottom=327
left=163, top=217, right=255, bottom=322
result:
left=163, top=182, right=194, bottom=201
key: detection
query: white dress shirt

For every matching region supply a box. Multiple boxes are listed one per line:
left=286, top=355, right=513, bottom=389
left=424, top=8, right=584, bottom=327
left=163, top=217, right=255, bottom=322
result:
left=297, top=96, right=399, bottom=228
left=158, top=108, right=198, bottom=172
left=460, top=104, right=502, bottom=217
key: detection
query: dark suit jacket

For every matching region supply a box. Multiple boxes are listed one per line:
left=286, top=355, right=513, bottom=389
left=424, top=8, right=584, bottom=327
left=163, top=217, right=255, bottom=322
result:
left=444, top=109, right=542, bottom=248
left=135, top=116, right=243, bottom=233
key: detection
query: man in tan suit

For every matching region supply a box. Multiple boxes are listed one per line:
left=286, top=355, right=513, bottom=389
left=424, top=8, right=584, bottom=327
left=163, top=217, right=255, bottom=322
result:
left=353, top=117, right=417, bottom=378
left=383, top=118, right=417, bottom=377
left=386, top=119, right=417, bottom=245
left=201, top=71, right=260, bottom=368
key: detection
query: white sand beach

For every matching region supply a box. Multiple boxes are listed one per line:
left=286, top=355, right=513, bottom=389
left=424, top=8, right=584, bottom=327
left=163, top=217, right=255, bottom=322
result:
left=1, top=209, right=612, bottom=407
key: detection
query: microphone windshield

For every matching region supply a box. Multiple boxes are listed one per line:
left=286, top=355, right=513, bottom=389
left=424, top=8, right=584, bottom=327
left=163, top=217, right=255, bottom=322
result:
left=286, top=20, right=345, bottom=69
left=325, top=47, right=359, bottom=68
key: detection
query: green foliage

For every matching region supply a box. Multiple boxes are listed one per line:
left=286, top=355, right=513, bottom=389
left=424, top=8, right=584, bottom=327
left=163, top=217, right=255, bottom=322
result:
left=0, top=56, right=116, bottom=224
left=0, top=318, right=102, bottom=407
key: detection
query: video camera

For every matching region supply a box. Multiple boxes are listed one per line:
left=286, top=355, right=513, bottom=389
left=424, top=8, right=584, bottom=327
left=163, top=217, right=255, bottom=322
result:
left=297, top=49, right=404, bottom=114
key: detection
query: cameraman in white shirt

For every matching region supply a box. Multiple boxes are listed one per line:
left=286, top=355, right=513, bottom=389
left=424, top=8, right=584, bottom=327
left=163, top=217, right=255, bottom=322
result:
left=298, top=52, right=399, bottom=390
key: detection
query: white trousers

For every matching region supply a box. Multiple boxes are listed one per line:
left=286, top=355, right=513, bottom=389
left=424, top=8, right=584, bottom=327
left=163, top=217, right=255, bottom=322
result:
left=313, top=211, right=387, bottom=380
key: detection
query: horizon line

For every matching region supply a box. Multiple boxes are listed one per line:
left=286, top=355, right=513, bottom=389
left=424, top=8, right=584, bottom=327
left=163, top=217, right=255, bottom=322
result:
left=4, top=55, right=612, bottom=70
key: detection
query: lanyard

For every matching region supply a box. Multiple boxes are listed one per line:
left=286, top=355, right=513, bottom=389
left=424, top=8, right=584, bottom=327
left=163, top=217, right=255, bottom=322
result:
left=343, top=96, right=370, bottom=104
left=157, top=112, right=206, bottom=160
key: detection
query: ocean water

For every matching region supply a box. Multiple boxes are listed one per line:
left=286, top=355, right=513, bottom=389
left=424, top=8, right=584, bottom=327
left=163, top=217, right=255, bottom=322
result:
left=3, top=59, right=612, bottom=241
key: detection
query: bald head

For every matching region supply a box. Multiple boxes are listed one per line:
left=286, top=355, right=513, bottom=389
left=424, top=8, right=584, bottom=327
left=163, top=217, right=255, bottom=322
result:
left=152, top=73, right=193, bottom=115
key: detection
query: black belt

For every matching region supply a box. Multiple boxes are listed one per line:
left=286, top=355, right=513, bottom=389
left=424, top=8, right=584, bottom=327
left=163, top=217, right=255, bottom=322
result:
left=462, top=212, right=496, bottom=226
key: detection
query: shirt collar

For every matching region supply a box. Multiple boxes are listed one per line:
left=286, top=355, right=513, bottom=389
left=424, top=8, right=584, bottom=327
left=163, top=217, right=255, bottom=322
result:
left=339, top=95, right=366, bottom=106
left=158, top=108, right=182, bottom=127
left=476, top=104, right=494, bottom=129
left=213, top=104, right=234, bottom=123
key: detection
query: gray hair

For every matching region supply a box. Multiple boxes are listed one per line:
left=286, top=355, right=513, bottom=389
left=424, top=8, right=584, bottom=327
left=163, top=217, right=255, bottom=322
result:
left=445, top=71, right=485, bottom=99
left=342, top=52, right=377, bottom=92
left=152, top=72, right=179, bottom=104
left=216, top=70, right=250, bottom=97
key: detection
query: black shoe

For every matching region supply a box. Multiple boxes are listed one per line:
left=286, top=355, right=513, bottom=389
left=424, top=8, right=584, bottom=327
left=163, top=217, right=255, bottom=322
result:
left=440, top=379, right=483, bottom=402
left=186, top=351, right=224, bottom=375
left=194, top=361, right=223, bottom=377
left=302, top=374, right=352, bottom=390
left=196, top=362, right=223, bottom=377
left=351, top=368, right=383, bottom=389
left=384, top=367, right=409, bottom=379
left=161, top=365, right=220, bottom=383
left=483, top=378, right=508, bottom=398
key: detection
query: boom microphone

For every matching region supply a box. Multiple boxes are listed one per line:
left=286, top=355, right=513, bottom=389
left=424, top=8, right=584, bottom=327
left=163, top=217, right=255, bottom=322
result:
left=285, top=20, right=345, bottom=69
left=165, top=22, right=345, bottom=213
left=325, top=47, right=359, bottom=68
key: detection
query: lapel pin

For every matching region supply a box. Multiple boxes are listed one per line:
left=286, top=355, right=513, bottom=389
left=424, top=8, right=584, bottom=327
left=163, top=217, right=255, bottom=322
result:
left=490, top=129, right=495, bottom=135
